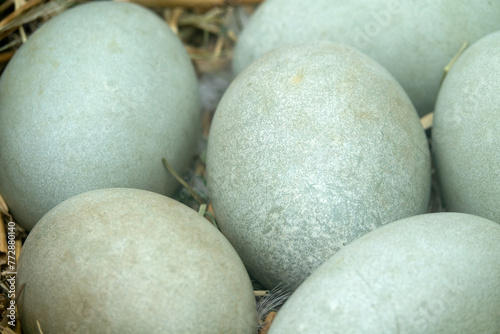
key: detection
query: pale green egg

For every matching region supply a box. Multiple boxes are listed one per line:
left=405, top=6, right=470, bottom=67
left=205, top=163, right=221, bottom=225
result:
left=433, top=31, right=500, bottom=223
left=0, top=2, right=201, bottom=231
left=233, top=0, right=500, bottom=116
left=207, top=42, right=430, bottom=290
left=269, top=213, right=500, bottom=333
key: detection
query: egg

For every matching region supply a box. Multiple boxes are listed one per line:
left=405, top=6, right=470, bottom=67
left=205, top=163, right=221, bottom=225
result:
left=433, top=31, right=500, bottom=223
left=233, top=0, right=500, bottom=116
left=268, top=213, right=500, bottom=333
left=207, top=42, right=431, bottom=290
left=0, top=2, right=201, bottom=231
left=17, top=188, right=257, bottom=333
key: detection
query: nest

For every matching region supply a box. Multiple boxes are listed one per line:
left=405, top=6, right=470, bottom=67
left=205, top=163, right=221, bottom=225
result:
left=0, top=1, right=447, bottom=333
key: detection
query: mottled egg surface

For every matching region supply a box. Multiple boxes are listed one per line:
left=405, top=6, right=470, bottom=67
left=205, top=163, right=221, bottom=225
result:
left=0, top=2, right=201, bottom=231
left=269, top=213, right=500, bottom=334
left=17, top=188, right=257, bottom=334
left=207, top=42, right=430, bottom=290
left=433, top=31, right=500, bottom=223
left=233, top=0, right=500, bottom=116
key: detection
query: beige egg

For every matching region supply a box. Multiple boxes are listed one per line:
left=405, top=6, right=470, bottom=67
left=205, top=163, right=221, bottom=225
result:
left=17, top=188, right=257, bottom=333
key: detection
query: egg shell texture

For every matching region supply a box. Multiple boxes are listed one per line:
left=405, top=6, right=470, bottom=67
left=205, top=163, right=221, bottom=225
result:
left=433, top=31, right=500, bottom=223
left=233, top=0, right=500, bottom=116
left=0, top=2, right=201, bottom=231
left=17, top=188, right=257, bottom=334
left=268, top=212, right=500, bottom=333
left=207, top=42, right=431, bottom=290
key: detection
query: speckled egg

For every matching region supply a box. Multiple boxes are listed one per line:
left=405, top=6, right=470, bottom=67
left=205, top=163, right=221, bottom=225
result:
left=0, top=2, right=200, bottom=231
left=17, top=188, right=257, bottom=334
left=433, top=31, right=500, bottom=223
left=233, top=0, right=500, bottom=116
left=268, top=213, right=500, bottom=333
left=207, top=42, right=431, bottom=290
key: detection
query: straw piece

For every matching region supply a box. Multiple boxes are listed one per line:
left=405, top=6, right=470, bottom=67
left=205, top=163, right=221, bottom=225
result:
left=0, top=27, right=16, bottom=42
left=162, top=158, right=205, bottom=204
left=14, top=240, right=21, bottom=262
left=207, top=203, right=215, bottom=217
left=213, top=34, right=224, bottom=57
left=14, top=0, right=27, bottom=41
left=254, top=290, right=269, bottom=297
left=0, top=194, right=8, bottom=216
left=0, top=0, right=43, bottom=29
left=0, top=50, right=15, bottom=63
left=167, top=7, right=184, bottom=34
left=0, top=0, right=73, bottom=34
left=36, top=320, right=43, bottom=334
left=259, top=311, right=277, bottom=334
left=0, top=35, right=22, bottom=53
left=0, top=218, right=7, bottom=265
left=14, top=0, right=27, bottom=9
left=115, top=0, right=263, bottom=8
left=0, top=325, right=17, bottom=334
left=439, top=41, right=468, bottom=87
left=198, top=203, right=206, bottom=216
left=420, top=112, right=434, bottom=131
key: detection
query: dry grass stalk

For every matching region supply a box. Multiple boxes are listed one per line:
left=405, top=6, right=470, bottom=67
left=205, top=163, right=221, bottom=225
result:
left=0, top=50, right=15, bottom=64
left=14, top=0, right=28, bottom=42
left=116, top=0, right=263, bottom=8
left=14, top=241, right=21, bottom=263
left=1, top=0, right=74, bottom=33
left=0, top=324, right=17, bottom=334
left=0, top=219, right=7, bottom=265
left=0, top=0, right=76, bottom=75
left=162, top=158, right=205, bottom=204
left=166, top=6, right=183, bottom=34
left=420, top=112, right=433, bottom=131
left=0, top=0, right=44, bottom=28
left=206, top=203, right=215, bottom=217
left=259, top=311, right=277, bottom=334
left=0, top=196, right=8, bottom=217
left=254, top=290, right=268, bottom=297
left=439, top=41, right=468, bottom=87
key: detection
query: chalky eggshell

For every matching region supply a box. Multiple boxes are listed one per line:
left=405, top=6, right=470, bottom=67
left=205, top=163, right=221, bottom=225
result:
left=17, top=188, right=257, bottom=334
left=433, top=31, right=500, bottom=223
left=233, top=0, right=500, bottom=116
left=207, top=42, right=431, bottom=290
left=268, top=213, right=500, bottom=333
left=0, top=2, right=201, bottom=231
